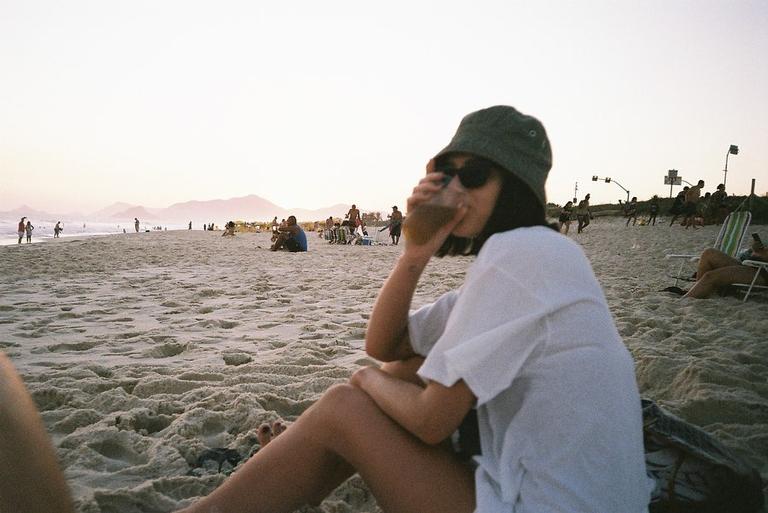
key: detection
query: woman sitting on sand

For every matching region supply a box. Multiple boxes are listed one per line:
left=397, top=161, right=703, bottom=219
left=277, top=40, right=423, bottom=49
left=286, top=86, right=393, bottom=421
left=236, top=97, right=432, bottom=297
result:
left=178, top=106, right=653, bottom=512
left=0, top=106, right=652, bottom=513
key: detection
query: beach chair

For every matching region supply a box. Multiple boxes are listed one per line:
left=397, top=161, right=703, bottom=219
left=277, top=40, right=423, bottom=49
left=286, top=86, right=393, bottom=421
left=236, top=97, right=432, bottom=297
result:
left=666, top=211, right=751, bottom=286
left=733, top=259, right=768, bottom=302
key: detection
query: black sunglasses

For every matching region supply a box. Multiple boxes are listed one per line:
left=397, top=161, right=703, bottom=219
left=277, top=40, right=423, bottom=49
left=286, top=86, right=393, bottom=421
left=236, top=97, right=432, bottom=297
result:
left=434, top=158, right=495, bottom=189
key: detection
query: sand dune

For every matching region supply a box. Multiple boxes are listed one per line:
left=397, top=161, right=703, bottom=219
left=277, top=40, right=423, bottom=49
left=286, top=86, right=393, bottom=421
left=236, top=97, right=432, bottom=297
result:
left=1, top=220, right=766, bottom=512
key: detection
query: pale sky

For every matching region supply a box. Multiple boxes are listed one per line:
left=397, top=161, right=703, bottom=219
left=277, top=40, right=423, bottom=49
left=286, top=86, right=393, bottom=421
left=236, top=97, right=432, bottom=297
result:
left=1, top=0, right=767, bottom=216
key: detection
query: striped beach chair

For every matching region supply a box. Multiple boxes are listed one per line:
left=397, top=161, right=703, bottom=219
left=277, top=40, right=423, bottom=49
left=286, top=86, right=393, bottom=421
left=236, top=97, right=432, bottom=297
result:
left=666, top=211, right=752, bottom=286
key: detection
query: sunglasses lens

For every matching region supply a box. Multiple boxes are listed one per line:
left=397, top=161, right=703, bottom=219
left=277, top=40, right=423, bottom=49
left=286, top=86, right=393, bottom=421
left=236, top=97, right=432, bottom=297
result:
left=458, top=162, right=492, bottom=189
left=434, top=160, right=493, bottom=189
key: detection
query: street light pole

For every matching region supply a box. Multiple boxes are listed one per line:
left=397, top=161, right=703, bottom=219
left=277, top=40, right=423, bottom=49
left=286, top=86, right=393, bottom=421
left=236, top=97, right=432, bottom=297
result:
left=723, top=144, right=739, bottom=189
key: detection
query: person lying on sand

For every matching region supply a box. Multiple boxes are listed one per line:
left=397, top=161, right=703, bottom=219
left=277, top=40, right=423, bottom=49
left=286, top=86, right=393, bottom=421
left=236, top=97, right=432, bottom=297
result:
left=681, top=235, right=768, bottom=299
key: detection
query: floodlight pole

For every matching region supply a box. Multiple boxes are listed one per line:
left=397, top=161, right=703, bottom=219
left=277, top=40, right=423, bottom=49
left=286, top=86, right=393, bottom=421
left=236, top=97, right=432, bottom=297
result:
left=723, top=144, right=739, bottom=189
left=592, top=175, right=629, bottom=203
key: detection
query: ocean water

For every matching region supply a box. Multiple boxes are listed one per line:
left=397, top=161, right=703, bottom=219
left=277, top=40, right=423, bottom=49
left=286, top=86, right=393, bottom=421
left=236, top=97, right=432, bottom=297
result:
left=0, top=218, right=189, bottom=246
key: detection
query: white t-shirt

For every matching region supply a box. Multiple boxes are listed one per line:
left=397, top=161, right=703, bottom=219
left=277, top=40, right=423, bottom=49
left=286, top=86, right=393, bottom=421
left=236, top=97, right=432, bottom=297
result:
left=408, top=226, right=654, bottom=513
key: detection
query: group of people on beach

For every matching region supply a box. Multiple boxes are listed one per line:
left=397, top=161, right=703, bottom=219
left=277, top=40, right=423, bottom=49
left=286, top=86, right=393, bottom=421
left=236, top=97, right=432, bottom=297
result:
left=668, top=181, right=729, bottom=228
left=558, top=179, right=734, bottom=234
left=557, top=194, right=593, bottom=234
left=16, top=217, right=34, bottom=244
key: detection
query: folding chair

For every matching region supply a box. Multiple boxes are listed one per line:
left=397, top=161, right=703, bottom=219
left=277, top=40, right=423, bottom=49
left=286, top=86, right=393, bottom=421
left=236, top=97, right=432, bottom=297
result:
left=734, top=259, right=768, bottom=302
left=665, top=211, right=751, bottom=286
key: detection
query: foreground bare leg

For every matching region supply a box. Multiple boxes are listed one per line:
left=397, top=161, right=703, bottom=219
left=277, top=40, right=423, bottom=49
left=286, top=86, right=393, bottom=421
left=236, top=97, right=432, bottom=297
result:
left=0, top=354, right=75, bottom=513
left=179, top=383, right=474, bottom=513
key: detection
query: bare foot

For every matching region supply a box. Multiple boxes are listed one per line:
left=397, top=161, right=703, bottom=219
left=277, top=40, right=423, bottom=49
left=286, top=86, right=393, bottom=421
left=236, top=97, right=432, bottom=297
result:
left=272, top=420, right=286, bottom=437
left=257, top=423, right=272, bottom=447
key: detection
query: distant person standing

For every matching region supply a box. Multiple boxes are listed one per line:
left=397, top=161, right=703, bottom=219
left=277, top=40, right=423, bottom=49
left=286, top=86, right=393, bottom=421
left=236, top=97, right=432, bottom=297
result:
left=188, top=221, right=192, bottom=230
left=647, top=196, right=659, bottom=226
left=388, top=206, right=403, bottom=245
left=710, top=183, right=729, bottom=224
left=54, top=221, right=63, bottom=238
left=683, top=180, right=704, bottom=229
left=347, top=204, right=361, bottom=228
left=576, top=194, right=592, bottom=233
left=17, top=217, right=26, bottom=244
left=24, top=220, right=34, bottom=243
left=134, top=218, right=140, bottom=233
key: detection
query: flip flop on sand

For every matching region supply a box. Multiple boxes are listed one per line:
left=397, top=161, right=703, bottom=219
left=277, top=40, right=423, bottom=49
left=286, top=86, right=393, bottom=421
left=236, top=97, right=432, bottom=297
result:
left=661, top=286, right=688, bottom=296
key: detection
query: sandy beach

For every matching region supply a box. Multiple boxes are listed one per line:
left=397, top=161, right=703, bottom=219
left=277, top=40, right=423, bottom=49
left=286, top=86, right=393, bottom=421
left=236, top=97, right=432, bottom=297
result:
left=1, top=219, right=766, bottom=512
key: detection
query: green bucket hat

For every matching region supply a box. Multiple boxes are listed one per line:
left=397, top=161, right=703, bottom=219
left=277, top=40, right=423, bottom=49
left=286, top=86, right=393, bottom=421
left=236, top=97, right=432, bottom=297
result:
left=434, top=105, right=552, bottom=208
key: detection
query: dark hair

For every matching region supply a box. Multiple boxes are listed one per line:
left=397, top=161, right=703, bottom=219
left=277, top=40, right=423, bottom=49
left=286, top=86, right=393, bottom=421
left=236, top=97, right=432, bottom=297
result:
left=434, top=156, right=556, bottom=257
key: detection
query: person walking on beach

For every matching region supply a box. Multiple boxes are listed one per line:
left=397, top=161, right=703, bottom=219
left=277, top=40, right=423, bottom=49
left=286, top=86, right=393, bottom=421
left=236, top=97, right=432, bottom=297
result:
left=380, top=206, right=403, bottom=245
left=576, top=194, right=592, bottom=233
left=621, top=197, right=638, bottom=226
left=682, top=180, right=704, bottom=229
left=17, top=217, right=26, bottom=244
left=176, top=105, right=652, bottom=513
left=558, top=200, right=574, bottom=234
left=54, top=221, right=63, bottom=238
left=134, top=218, right=140, bottom=233
left=668, top=187, right=688, bottom=226
left=24, top=220, right=34, bottom=243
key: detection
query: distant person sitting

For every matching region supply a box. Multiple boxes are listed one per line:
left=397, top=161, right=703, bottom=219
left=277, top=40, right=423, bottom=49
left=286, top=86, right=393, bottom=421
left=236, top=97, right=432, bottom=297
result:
left=681, top=235, right=768, bottom=299
left=222, top=221, right=236, bottom=237
left=270, top=216, right=307, bottom=252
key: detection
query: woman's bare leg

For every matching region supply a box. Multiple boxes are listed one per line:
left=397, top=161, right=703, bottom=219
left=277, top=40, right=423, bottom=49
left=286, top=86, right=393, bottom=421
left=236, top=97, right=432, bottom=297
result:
left=695, top=248, right=740, bottom=279
left=179, top=383, right=474, bottom=513
left=685, top=265, right=766, bottom=298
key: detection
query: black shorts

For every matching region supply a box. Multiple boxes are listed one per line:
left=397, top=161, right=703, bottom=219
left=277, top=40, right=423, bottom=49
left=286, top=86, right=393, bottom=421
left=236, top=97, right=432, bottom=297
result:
left=558, top=213, right=570, bottom=223
left=683, top=202, right=697, bottom=215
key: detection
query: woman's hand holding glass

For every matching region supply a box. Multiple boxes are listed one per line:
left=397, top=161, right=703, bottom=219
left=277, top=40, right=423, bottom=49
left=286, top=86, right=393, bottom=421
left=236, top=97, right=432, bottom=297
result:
left=402, top=160, right=468, bottom=260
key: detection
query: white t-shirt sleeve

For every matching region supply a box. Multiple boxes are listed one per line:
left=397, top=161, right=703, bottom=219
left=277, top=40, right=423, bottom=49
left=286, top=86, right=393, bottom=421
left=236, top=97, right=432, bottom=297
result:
left=407, top=290, right=460, bottom=357
left=417, top=262, right=548, bottom=405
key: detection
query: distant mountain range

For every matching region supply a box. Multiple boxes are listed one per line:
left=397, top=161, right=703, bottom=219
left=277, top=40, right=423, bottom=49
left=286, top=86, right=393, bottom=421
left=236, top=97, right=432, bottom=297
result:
left=1, top=195, right=353, bottom=223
